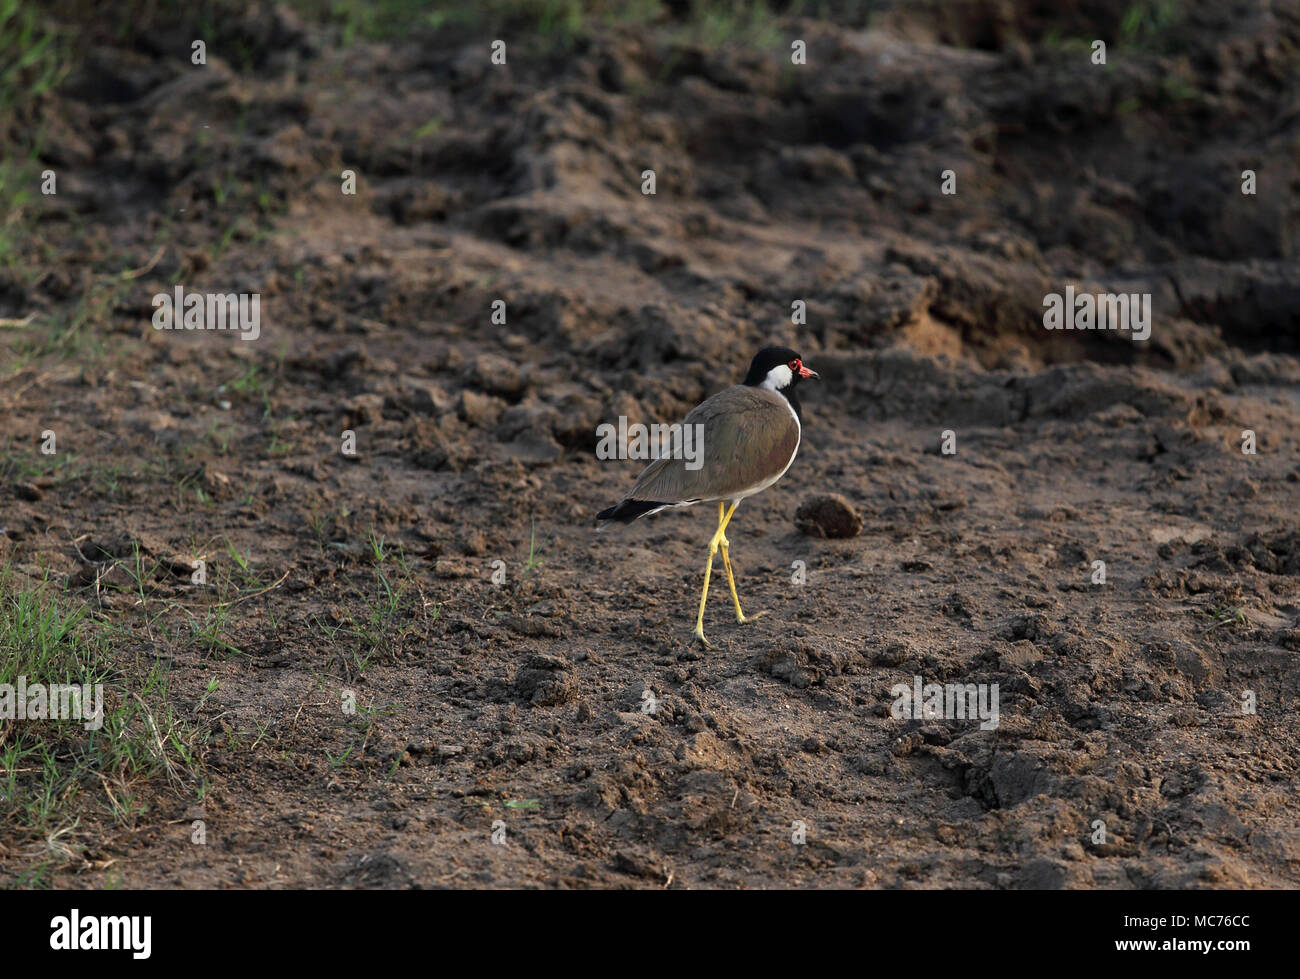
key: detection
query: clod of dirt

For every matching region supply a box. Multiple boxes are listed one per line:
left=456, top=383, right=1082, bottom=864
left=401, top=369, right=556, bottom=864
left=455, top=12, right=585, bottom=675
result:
left=997, top=640, right=1045, bottom=671
left=201, top=467, right=235, bottom=500
left=458, top=390, right=505, bottom=428
left=618, top=681, right=657, bottom=712
left=513, top=653, right=578, bottom=707
left=68, top=563, right=132, bottom=590
left=873, top=640, right=913, bottom=667
left=12, top=481, right=42, bottom=501
left=501, top=434, right=563, bottom=466
left=80, top=533, right=139, bottom=561
left=794, top=494, right=863, bottom=539
left=405, top=425, right=458, bottom=471
left=383, top=383, right=450, bottom=419
left=434, top=557, right=472, bottom=579
left=1017, top=859, right=1069, bottom=890
left=612, top=851, right=666, bottom=881
left=1001, top=612, right=1063, bottom=642
left=346, top=393, right=385, bottom=426
left=466, top=354, right=525, bottom=399
left=757, top=636, right=855, bottom=688
left=166, top=556, right=199, bottom=578
left=501, top=613, right=564, bottom=638
left=67, top=564, right=100, bottom=588
left=891, top=731, right=928, bottom=758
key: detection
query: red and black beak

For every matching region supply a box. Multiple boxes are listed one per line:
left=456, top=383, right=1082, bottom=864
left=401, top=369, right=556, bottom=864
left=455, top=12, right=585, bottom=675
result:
left=797, top=362, right=818, bottom=380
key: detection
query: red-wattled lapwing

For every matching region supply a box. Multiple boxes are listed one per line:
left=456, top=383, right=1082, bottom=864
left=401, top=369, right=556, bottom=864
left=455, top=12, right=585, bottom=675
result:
left=597, top=346, right=818, bottom=647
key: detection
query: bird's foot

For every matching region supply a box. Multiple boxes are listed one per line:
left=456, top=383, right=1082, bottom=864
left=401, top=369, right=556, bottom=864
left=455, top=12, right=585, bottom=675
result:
left=691, top=625, right=713, bottom=650
left=736, top=609, right=769, bottom=624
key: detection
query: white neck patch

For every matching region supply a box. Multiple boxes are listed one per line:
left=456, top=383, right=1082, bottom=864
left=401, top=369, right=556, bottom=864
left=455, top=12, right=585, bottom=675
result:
left=760, top=364, right=793, bottom=390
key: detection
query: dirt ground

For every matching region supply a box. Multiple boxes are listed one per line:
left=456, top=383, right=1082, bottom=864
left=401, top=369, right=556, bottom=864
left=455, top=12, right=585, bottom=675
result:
left=1, top=0, right=1299, bottom=888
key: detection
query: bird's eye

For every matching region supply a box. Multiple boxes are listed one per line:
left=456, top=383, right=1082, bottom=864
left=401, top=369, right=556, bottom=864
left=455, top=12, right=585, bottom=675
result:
left=788, top=359, right=799, bottom=370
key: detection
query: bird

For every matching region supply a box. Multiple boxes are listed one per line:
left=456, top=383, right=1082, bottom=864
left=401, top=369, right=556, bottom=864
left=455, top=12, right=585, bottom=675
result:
left=596, top=345, right=818, bottom=648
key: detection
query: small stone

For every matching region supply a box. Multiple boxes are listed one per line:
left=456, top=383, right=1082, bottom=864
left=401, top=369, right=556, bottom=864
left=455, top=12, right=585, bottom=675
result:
left=794, top=494, right=862, bottom=539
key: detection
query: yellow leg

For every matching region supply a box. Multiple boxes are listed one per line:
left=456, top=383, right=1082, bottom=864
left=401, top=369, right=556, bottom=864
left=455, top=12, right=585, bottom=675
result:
left=693, top=502, right=740, bottom=647
left=717, top=512, right=764, bottom=626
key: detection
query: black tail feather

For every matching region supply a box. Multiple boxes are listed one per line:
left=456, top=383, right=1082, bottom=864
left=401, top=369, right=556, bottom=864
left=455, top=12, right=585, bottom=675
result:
left=596, top=499, right=672, bottom=525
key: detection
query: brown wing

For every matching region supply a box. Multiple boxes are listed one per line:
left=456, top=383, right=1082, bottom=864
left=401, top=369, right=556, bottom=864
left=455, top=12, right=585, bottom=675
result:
left=625, top=386, right=799, bottom=504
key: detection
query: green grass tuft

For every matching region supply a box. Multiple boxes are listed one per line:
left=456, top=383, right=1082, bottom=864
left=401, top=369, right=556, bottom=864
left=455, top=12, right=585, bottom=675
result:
left=0, top=568, right=206, bottom=874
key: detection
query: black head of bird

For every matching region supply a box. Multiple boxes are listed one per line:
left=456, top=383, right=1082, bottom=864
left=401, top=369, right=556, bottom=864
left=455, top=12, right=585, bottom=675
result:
left=597, top=345, right=818, bottom=648
left=743, top=344, right=817, bottom=416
